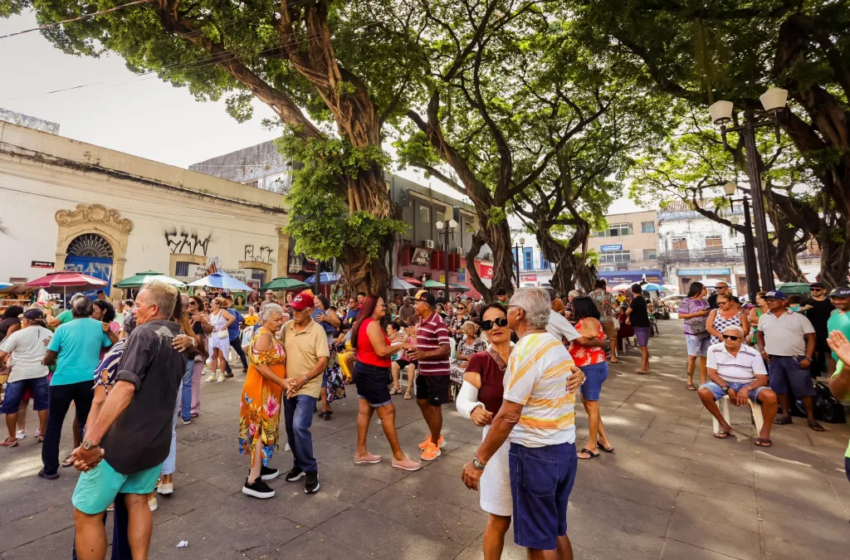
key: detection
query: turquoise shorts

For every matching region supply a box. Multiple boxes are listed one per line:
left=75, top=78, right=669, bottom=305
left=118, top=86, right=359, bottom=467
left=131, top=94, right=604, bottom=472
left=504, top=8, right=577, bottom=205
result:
left=72, top=460, right=162, bottom=515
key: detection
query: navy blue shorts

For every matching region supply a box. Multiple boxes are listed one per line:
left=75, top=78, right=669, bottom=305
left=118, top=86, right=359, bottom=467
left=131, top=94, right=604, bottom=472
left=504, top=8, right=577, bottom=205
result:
left=509, top=441, right=577, bottom=551
left=579, top=362, right=608, bottom=401
left=0, top=376, right=49, bottom=414
left=768, top=356, right=815, bottom=397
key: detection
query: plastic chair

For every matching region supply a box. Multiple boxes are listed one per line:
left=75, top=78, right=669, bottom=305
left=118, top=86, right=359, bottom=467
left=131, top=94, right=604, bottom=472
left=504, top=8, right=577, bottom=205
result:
left=712, top=395, right=764, bottom=435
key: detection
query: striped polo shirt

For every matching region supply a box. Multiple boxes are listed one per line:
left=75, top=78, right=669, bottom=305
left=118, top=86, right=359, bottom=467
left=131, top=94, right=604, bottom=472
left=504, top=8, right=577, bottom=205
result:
left=706, top=342, right=767, bottom=384
left=503, top=332, right=576, bottom=448
left=415, top=312, right=451, bottom=376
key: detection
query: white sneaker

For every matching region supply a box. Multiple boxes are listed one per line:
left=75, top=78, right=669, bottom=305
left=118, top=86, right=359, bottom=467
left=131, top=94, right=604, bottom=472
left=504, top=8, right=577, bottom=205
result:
left=148, top=497, right=158, bottom=512
left=15, top=430, right=26, bottom=441
left=205, top=374, right=217, bottom=383
left=216, top=375, right=225, bottom=383
left=157, top=482, right=173, bottom=495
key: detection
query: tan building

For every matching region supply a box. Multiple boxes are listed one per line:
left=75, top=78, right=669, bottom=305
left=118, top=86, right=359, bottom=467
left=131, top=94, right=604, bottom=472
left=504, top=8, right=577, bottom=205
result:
left=0, top=121, right=289, bottom=296
left=588, top=210, right=663, bottom=285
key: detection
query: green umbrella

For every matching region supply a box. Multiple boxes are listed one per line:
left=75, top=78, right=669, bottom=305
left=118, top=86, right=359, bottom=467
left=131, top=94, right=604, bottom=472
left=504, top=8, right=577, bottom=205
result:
left=261, top=277, right=310, bottom=291
left=113, top=271, right=186, bottom=289
left=450, top=283, right=470, bottom=292
left=777, top=282, right=811, bottom=295
left=423, top=279, right=448, bottom=289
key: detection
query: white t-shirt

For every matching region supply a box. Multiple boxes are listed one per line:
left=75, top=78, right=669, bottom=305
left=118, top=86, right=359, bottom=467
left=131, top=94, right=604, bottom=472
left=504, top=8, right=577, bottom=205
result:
left=706, top=342, right=767, bottom=384
left=503, top=332, right=576, bottom=448
left=0, top=326, right=52, bottom=382
left=546, top=310, right=580, bottom=342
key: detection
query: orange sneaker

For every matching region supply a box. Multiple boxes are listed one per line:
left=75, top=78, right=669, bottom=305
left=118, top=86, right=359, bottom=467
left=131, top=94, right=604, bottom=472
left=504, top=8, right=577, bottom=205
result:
left=418, top=434, right=445, bottom=450
left=420, top=443, right=442, bottom=461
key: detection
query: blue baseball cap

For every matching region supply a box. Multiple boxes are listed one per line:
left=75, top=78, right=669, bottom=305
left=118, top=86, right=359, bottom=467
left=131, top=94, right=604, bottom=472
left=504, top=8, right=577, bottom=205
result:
left=764, top=291, right=786, bottom=300
left=829, top=286, right=850, bottom=298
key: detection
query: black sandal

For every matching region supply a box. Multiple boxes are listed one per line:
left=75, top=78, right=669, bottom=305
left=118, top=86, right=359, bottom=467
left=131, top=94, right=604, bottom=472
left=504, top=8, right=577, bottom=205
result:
left=578, top=448, right=600, bottom=460
left=754, top=438, right=773, bottom=447
left=597, top=440, right=614, bottom=453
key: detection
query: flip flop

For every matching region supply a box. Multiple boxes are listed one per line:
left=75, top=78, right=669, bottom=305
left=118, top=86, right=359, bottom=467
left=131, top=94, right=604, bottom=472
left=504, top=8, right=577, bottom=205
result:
left=714, top=431, right=732, bottom=439
left=686, top=383, right=697, bottom=391
left=0, top=438, right=18, bottom=448
left=808, top=422, right=825, bottom=432
left=577, top=448, right=600, bottom=460
left=773, top=416, right=792, bottom=425
left=404, top=393, right=412, bottom=400
left=597, top=440, right=614, bottom=453
left=61, top=455, right=74, bottom=468
left=754, top=438, right=773, bottom=447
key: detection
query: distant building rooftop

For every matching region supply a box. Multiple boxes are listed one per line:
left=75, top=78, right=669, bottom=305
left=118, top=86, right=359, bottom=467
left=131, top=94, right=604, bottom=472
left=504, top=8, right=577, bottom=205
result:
left=0, top=108, right=60, bottom=134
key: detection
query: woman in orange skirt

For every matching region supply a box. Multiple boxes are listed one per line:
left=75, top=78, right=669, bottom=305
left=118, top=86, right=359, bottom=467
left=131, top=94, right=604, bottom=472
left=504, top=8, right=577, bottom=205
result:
left=239, top=304, right=287, bottom=499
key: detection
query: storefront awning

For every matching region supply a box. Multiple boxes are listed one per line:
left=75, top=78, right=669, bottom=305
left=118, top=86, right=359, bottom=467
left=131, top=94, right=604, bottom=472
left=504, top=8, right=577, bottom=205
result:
left=597, top=269, right=663, bottom=284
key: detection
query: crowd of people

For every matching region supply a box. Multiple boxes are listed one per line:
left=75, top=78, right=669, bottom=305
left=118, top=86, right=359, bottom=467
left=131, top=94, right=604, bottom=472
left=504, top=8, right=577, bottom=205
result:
left=3, top=276, right=850, bottom=560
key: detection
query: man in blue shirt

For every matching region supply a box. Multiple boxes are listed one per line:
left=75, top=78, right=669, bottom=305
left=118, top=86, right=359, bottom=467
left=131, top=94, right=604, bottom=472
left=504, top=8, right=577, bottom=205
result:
left=223, top=295, right=248, bottom=377
left=40, top=296, right=115, bottom=479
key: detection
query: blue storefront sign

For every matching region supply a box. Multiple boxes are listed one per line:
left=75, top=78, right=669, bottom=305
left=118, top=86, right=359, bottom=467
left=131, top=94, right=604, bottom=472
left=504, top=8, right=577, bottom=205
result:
left=600, top=244, right=623, bottom=252
left=678, top=268, right=731, bottom=276
left=597, top=269, right=664, bottom=284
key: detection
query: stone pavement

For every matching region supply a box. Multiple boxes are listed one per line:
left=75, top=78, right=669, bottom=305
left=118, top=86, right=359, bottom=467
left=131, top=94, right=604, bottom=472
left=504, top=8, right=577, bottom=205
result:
left=0, top=321, right=849, bottom=560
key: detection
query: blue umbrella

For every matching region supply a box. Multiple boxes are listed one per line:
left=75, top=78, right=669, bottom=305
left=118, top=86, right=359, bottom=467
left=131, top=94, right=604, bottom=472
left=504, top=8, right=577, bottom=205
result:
left=642, top=283, right=665, bottom=292
left=0, top=282, right=13, bottom=291
left=304, top=272, right=340, bottom=285
left=188, top=271, right=253, bottom=292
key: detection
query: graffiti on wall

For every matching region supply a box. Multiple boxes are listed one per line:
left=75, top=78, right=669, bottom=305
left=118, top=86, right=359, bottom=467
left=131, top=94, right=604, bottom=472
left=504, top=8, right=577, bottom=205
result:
left=244, top=244, right=276, bottom=264
left=165, top=229, right=211, bottom=256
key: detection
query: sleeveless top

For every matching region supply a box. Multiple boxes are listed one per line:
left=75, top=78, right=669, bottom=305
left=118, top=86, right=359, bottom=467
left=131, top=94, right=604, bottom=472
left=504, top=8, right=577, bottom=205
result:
left=356, top=318, right=391, bottom=368
left=710, top=310, right=744, bottom=345
left=569, top=319, right=607, bottom=367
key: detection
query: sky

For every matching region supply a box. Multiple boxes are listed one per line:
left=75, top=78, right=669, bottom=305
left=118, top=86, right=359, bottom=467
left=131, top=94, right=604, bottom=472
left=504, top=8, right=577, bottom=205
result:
left=0, top=10, right=641, bottom=214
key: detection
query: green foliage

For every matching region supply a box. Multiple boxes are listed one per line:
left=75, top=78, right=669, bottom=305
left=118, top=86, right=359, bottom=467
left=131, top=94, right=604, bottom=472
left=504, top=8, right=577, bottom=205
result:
left=0, top=0, right=27, bottom=18
left=278, top=130, right=402, bottom=262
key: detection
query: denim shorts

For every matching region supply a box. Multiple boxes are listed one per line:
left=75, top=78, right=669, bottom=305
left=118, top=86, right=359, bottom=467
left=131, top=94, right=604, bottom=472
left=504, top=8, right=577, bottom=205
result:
left=72, top=459, right=162, bottom=515
left=509, top=441, right=577, bottom=551
left=634, top=327, right=651, bottom=347
left=579, top=362, right=608, bottom=401
left=686, top=335, right=711, bottom=357
left=768, top=356, right=815, bottom=397
left=701, top=381, right=767, bottom=402
left=0, top=376, right=49, bottom=413
left=354, top=362, right=392, bottom=408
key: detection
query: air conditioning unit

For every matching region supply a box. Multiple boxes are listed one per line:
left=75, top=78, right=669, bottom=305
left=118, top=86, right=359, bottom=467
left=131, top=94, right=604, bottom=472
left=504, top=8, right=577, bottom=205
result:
left=424, top=239, right=436, bottom=249
left=455, top=247, right=464, bottom=255
left=483, top=252, right=493, bottom=261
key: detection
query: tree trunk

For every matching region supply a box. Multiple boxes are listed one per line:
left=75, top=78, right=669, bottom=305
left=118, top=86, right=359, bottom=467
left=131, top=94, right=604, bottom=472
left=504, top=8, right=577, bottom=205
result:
left=465, top=231, right=492, bottom=301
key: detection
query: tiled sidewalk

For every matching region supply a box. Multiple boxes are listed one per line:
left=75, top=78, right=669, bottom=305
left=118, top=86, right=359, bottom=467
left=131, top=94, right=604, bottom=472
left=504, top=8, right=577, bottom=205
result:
left=0, top=322, right=847, bottom=559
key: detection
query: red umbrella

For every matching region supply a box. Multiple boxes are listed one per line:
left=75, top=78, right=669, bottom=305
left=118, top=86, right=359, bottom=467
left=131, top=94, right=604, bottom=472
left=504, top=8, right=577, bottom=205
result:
left=26, top=272, right=108, bottom=302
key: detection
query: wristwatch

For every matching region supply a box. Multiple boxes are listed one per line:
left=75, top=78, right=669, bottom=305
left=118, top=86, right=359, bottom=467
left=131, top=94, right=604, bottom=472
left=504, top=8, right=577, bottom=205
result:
left=472, top=456, right=487, bottom=470
left=723, top=386, right=731, bottom=394
left=82, top=439, right=99, bottom=451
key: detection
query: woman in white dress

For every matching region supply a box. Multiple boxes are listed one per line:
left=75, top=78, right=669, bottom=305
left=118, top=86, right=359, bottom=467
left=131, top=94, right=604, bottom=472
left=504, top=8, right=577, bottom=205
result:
left=206, top=297, right=235, bottom=383
left=455, top=303, right=514, bottom=560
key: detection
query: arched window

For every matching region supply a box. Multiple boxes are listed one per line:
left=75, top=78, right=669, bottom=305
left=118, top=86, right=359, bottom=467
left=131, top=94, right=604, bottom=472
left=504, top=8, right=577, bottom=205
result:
left=67, top=234, right=114, bottom=258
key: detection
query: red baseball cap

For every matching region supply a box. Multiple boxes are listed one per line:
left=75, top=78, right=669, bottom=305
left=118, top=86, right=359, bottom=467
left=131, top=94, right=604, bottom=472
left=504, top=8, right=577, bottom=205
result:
left=290, top=291, right=313, bottom=311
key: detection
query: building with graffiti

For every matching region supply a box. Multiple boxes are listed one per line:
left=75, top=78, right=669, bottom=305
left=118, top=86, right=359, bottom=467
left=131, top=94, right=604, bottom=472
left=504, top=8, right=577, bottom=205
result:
left=0, top=121, right=289, bottom=296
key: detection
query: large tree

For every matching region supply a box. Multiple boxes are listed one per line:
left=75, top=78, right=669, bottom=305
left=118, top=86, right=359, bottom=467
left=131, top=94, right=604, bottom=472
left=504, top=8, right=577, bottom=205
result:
left=396, top=0, right=634, bottom=299
left=5, top=0, right=429, bottom=293
left=575, top=0, right=850, bottom=286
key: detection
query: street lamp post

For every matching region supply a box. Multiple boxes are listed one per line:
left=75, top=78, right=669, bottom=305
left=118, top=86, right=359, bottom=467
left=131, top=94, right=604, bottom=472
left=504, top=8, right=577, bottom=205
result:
left=436, top=219, right=457, bottom=301
left=724, top=183, right=760, bottom=297
left=514, top=237, right=526, bottom=286
left=709, top=88, right=787, bottom=292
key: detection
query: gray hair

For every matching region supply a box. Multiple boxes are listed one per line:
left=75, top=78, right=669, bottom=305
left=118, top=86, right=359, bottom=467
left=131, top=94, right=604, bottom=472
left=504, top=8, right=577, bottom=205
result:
left=510, top=287, right=551, bottom=329
left=568, top=290, right=581, bottom=299
left=261, top=303, right=284, bottom=321
left=723, top=325, right=745, bottom=337
left=71, top=296, right=93, bottom=318
left=141, top=282, right=178, bottom=319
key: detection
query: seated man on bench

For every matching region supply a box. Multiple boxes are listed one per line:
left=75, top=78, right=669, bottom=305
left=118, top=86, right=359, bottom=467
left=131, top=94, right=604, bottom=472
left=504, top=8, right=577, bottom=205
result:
left=698, top=325, right=778, bottom=447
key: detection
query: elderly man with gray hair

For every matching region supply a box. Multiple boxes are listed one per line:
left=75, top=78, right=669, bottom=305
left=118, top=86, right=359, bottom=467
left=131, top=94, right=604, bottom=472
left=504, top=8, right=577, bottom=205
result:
left=69, top=282, right=186, bottom=560
left=462, top=287, right=581, bottom=560
left=699, top=325, right=778, bottom=447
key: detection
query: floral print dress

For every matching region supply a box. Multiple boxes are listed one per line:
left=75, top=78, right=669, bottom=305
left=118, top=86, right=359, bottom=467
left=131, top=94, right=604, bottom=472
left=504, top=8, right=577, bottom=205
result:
left=239, top=327, right=286, bottom=467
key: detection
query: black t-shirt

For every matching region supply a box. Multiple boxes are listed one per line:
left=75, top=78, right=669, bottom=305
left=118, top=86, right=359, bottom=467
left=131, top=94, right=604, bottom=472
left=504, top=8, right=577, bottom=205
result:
left=101, top=320, right=185, bottom=474
left=802, top=297, right=834, bottom=339
left=185, top=321, right=205, bottom=360
left=629, top=296, right=651, bottom=328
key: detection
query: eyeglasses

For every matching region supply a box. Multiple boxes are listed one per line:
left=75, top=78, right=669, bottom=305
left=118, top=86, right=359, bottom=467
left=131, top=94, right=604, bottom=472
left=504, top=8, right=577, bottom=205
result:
left=480, top=317, right=509, bottom=331
left=722, top=334, right=740, bottom=341
left=811, top=288, right=824, bottom=292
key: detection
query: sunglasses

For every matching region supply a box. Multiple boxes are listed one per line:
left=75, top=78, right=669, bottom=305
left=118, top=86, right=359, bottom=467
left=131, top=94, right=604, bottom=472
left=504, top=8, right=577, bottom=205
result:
left=722, top=334, right=740, bottom=341
left=480, top=317, right=509, bottom=331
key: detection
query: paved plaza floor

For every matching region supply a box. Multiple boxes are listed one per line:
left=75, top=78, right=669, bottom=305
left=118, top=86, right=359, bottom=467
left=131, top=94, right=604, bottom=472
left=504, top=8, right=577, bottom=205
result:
left=0, top=321, right=848, bottom=559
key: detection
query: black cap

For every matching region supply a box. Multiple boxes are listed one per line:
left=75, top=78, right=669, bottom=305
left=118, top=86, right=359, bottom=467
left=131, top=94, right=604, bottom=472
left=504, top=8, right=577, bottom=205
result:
left=415, top=289, right=436, bottom=306
left=810, top=282, right=825, bottom=290
left=829, top=286, right=850, bottom=298
left=23, top=308, right=44, bottom=320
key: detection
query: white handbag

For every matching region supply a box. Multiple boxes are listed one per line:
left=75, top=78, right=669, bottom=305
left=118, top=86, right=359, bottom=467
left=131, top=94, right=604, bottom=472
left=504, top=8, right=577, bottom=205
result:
left=216, top=330, right=228, bottom=340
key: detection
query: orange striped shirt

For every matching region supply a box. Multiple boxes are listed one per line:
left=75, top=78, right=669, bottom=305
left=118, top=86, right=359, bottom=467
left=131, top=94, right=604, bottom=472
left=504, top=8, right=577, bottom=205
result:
left=503, top=332, right=576, bottom=447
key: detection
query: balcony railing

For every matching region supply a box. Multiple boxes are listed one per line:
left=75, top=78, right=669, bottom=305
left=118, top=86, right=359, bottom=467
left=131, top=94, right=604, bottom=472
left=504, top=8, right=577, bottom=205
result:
left=660, top=248, right=745, bottom=264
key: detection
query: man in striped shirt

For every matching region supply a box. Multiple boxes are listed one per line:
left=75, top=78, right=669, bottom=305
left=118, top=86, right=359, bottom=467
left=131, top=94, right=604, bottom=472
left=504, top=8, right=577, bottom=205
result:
left=407, top=290, right=452, bottom=461
left=699, top=325, right=778, bottom=446
left=461, top=288, right=582, bottom=559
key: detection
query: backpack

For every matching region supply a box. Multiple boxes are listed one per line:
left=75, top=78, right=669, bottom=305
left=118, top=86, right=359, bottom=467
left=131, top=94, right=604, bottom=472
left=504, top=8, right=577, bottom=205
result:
left=790, top=381, right=846, bottom=423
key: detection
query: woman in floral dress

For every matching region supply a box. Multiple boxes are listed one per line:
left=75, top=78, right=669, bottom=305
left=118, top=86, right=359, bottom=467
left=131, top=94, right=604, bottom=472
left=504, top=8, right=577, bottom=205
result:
left=239, top=304, right=287, bottom=499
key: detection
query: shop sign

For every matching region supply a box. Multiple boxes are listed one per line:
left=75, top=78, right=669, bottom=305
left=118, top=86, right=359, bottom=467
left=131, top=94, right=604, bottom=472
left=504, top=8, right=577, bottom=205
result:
left=31, top=261, right=54, bottom=269
left=479, top=263, right=493, bottom=279
left=600, top=244, right=623, bottom=252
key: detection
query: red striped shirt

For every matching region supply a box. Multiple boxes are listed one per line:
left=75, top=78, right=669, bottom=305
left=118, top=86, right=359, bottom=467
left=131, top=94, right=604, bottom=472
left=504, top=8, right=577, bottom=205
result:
left=416, top=312, right=451, bottom=376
